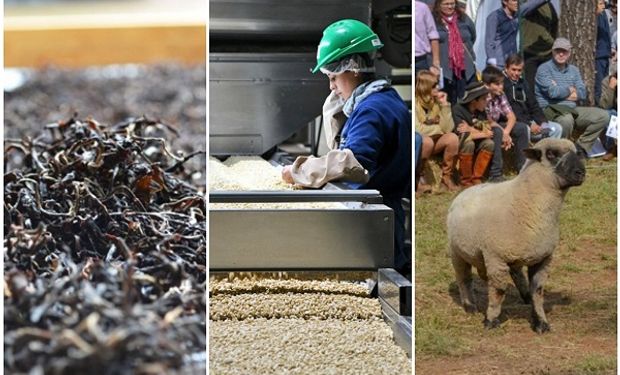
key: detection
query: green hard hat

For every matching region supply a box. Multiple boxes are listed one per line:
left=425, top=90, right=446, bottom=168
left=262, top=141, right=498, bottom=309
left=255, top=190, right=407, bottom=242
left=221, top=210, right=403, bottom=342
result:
left=312, top=19, right=383, bottom=74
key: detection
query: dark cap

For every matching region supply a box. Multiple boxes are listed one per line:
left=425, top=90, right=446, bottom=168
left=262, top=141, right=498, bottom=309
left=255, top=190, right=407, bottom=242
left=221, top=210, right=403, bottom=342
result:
left=458, top=81, right=490, bottom=104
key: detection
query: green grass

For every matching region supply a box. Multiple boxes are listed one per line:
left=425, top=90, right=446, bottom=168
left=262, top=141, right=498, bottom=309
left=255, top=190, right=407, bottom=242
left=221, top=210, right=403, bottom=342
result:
left=414, top=311, right=469, bottom=356
left=415, top=159, right=617, bottom=363
left=569, top=354, right=617, bottom=374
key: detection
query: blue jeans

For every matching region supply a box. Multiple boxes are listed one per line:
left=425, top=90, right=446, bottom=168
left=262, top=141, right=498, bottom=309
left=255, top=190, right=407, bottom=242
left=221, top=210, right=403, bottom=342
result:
left=384, top=196, right=408, bottom=271
left=595, top=58, right=610, bottom=104
left=415, top=132, right=423, bottom=170
left=489, top=121, right=530, bottom=177
left=443, top=72, right=471, bottom=104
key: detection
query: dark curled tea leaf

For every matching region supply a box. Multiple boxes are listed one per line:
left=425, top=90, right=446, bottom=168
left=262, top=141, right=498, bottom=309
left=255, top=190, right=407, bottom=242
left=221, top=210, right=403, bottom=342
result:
left=4, top=115, right=206, bottom=375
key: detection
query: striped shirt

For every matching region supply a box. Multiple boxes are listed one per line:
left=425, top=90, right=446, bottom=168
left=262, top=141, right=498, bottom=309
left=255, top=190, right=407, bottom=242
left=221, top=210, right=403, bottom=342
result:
left=535, top=59, right=586, bottom=109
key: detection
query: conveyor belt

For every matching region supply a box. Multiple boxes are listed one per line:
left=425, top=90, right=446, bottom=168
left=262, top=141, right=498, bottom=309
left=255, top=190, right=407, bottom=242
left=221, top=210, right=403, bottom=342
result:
left=210, top=189, right=385, bottom=204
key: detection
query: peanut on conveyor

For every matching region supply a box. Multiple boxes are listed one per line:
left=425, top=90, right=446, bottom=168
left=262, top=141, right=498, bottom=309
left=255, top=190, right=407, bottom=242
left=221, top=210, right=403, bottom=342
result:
left=210, top=293, right=381, bottom=321
left=210, top=277, right=370, bottom=297
left=209, top=278, right=411, bottom=374
left=209, top=156, right=345, bottom=209
left=209, top=156, right=290, bottom=191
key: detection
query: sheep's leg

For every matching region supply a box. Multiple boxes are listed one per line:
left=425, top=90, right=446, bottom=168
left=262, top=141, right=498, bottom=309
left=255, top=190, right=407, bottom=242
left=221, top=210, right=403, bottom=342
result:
left=509, top=266, right=531, bottom=304
left=451, top=253, right=477, bottom=313
left=528, top=256, right=552, bottom=334
left=484, top=259, right=510, bottom=329
left=476, top=265, right=488, bottom=282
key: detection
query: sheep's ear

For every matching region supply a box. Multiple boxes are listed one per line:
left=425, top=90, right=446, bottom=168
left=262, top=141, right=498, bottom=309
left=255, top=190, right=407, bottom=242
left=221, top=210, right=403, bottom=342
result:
left=574, top=143, right=588, bottom=159
left=545, top=148, right=561, bottom=163
left=523, top=148, right=542, bottom=161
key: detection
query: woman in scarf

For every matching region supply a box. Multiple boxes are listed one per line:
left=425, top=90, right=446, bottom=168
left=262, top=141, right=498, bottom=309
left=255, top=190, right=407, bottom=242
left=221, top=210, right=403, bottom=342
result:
left=415, top=70, right=459, bottom=191
left=281, top=19, right=412, bottom=275
left=433, top=0, right=477, bottom=103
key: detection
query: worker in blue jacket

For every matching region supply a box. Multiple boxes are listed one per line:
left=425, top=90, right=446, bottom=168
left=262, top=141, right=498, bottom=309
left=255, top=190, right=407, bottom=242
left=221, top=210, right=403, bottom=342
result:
left=281, top=19, right=412, bottom=274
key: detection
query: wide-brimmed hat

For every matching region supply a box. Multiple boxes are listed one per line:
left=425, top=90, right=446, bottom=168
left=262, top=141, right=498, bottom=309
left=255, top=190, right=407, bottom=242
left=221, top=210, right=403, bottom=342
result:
left=458, top=81, right=489, bottom=104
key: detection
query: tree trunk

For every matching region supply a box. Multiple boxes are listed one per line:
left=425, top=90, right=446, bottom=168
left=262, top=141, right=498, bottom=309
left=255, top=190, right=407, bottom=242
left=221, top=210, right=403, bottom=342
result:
left=560, top=0, right=597, bottom=105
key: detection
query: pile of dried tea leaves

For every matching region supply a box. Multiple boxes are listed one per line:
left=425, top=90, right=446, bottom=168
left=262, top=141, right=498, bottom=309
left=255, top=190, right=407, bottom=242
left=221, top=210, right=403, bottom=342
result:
left=5, top=64, right=206, bottom=177
left=4, top=116, right=206, bottom=375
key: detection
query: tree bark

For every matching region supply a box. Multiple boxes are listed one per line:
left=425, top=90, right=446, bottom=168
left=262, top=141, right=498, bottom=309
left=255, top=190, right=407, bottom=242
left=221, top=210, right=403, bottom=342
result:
left=559, top=0, right=597, bottom=105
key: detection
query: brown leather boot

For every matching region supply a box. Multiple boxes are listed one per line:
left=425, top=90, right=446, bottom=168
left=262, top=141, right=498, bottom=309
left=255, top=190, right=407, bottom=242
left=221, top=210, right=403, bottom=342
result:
left=458, top=153, right=474, bottom=187
left=471, top=149, right=493, bottom=185
left=441, top=148, right=460, bottom=191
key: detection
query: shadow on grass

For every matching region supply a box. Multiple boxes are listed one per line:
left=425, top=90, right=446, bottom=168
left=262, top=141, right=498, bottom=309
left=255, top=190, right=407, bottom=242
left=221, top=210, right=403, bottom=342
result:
left=447, top=278, right=572, bottom=328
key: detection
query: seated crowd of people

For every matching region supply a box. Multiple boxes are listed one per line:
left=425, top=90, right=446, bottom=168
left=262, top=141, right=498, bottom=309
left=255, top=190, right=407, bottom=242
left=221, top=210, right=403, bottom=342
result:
left=415, top=0, right=617, bottom=194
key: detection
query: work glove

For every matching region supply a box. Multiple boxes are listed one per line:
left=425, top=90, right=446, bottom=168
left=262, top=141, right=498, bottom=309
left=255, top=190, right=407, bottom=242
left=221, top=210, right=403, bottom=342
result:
left=289, top=149, right=369, bottom=188
left=322, top=92, right=347, bottom=150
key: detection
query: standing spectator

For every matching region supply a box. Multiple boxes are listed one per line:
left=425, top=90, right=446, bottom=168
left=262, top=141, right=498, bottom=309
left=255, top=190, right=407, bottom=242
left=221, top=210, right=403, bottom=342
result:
left=503, top=54, right=563, bottom=143
left=606, top=0, right=617, bottom=35
left=485, top=0, right=550, bottom=69
left=452, top=81, right=496, bottom=186
left=432, top=0, right=477, bottom=103
left=415, top=1, right=441, bottom=76
left=535, top=38, right=610, bottom=152
left=466, top=0, right=483, bottom=22
left=609, top=0, right=617, bottom=71
left=472, top=0, right=500, bottom=70
left=596, top=0, right=613, bottom=103
left=415, top=70, right=460, bottom=191
left=521, top=0, right=560, bottom=100
left=612, top=30, right=617, bottom=68
left=482, top=66, right=530, bottom=180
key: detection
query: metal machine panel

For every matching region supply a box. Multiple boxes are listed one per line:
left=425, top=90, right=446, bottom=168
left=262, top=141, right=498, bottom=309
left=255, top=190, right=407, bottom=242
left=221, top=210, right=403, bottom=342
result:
left=209, top=208, right=393, bottom=270
left=210, top=53, right=328, bottom=155
left=210, top=0, right=371, bottom=41
left=378, top=268, right=412, bottom=316
left=380, top=299, right=412, bottom=358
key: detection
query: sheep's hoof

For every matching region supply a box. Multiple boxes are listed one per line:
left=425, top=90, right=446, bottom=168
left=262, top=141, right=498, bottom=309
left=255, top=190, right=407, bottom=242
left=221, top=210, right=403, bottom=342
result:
left=533, top=321, right=551, bottom=334
left=463, top=303, right=477, bottom=314
left=483, top=318, right=501, bottom=329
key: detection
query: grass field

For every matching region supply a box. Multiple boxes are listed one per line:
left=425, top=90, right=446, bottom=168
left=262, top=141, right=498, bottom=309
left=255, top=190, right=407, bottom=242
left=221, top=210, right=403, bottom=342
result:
left=415, top=159, right=617, bottom=375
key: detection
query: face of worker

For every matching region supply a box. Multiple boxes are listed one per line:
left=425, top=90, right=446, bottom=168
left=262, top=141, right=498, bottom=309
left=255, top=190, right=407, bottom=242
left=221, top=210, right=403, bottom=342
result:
left=552, top=48, right=571, bottom=65
left=439, top=0, right=456, bottom=17
left=486, top=79, right=504, bottom=96
left=327, top=71, right=361, bottom=101
left=503, top=0, right=518, bottom=13
left=505, top=62, right=524, bottom=81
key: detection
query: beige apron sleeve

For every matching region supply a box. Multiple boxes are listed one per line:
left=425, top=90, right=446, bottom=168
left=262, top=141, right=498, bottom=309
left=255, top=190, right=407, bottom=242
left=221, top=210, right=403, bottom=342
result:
left=289, top=149, right=369, bottom=188
left=322, top=92, right=347, bottom=150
